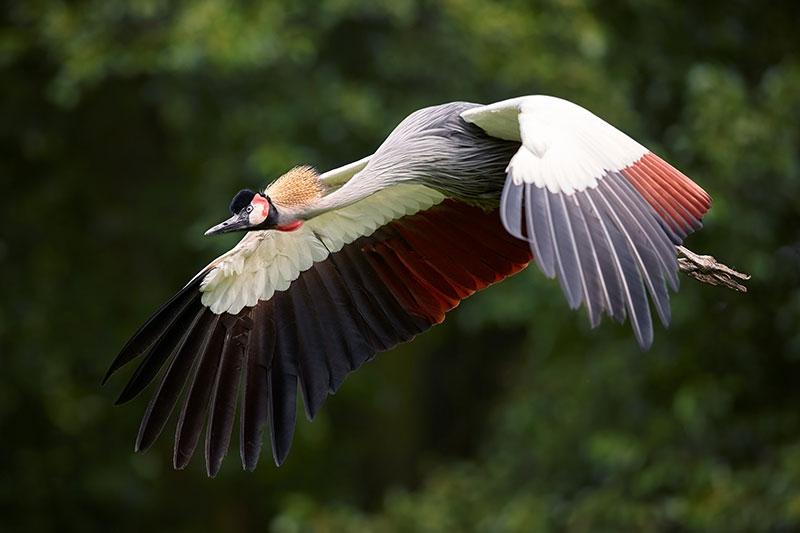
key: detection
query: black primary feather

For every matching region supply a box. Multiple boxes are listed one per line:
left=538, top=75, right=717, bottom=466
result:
left=114, top=297, right=202, bottom=405
left=229, top=189, right=256, bottom=214
left=240, top=301, right=274, bottom=471
left=205, top=315, right=250, bottom=477
left=173, top=316, right=226, bottom=469
left=135, top=309, right=212, bottom=453
left=309, top=263, right=375, bottom=369
left=288, top=280, right=331, bottom=421
left=298, top=271, right=361, bottom=392
left=269, top=292, right=300, bottom=467
left=103, top=273, right=206, bottom=384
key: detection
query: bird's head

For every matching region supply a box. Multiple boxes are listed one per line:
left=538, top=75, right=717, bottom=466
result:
left=204, top=189, right=281, bottom=236
left=204, top=166, right=324, bottom=236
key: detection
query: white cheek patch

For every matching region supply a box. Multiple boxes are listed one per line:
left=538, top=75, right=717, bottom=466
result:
left=248, top=207, right=267, bottom=226
left=248, top=196, right=270, bottom=226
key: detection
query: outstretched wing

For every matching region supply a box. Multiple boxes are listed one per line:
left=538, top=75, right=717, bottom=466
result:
left=105, top=180, right=531, bottom=476
left=461, top=96, right=711, bottom=348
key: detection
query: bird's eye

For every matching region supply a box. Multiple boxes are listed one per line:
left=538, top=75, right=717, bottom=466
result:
left=246, top=205, right=253, bottom=213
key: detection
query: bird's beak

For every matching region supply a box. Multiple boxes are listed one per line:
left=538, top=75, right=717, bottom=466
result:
left=204, top=213, right=251, bottom=236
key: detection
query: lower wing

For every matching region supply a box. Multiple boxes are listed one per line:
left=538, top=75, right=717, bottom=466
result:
left=105, top=185, right=531, bottom=476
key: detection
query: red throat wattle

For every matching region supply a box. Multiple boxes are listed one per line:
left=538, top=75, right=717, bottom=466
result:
left=276, top=220, right=303, bottom=232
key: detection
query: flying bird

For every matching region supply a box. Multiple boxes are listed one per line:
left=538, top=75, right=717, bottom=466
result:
left=105, top=96, right=711, bottom=476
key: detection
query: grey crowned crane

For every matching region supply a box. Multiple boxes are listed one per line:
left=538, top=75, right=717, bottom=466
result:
left=105, top=95, right=711, bottom=476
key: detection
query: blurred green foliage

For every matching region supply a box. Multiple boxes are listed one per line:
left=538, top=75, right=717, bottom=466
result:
left=1, top=0, right=799, bottom=531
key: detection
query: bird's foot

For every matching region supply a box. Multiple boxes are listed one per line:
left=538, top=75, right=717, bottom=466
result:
left=677, top=245, right=751, bottom=293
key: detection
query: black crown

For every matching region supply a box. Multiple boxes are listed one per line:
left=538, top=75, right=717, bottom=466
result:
left=229, top=189, right=256, bottom=214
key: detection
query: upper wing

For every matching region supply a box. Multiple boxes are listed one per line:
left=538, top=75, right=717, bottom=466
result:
left=462, top=96, right=711, bottom=348
left=105, top=183, right=531, bottom=476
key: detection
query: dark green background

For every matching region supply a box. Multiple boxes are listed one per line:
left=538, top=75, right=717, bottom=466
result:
left=2, top=1, right=799, bottom=531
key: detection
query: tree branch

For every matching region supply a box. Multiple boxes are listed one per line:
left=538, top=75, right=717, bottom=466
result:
left=677, top=245, right=750, bottom=293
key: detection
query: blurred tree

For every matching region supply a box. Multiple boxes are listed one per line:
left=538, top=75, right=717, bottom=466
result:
left=0, top=0, right=798, bottom=532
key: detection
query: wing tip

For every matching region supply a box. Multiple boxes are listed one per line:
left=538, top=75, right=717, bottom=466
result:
left=101, top=365, right=120, bottom=386
left=173, top=447, right=192, bottom=470
left=272, top=446, right=290, bottom=467
left=241, top=447, right=261, bottom=472
left=637, top=333, right=654, bottom=351
left=114, top=383, right=143, bottom=405
left=103, top=342, right=146, bottom=386
left=206, top=456, right=224, bottom=478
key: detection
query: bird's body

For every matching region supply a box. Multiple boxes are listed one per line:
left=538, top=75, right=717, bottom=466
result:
left=106, top=95, right=711, bottom=476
